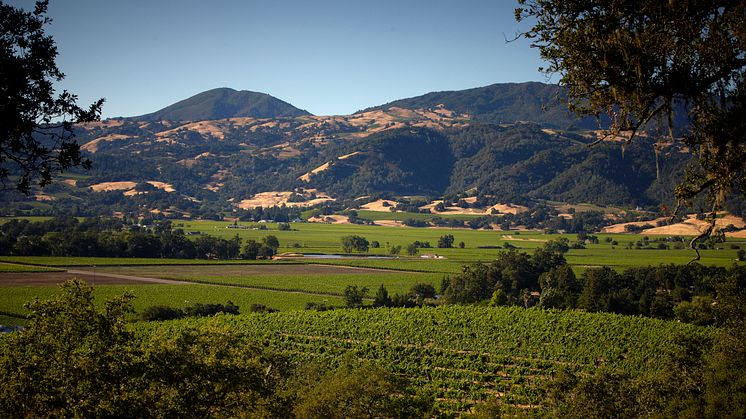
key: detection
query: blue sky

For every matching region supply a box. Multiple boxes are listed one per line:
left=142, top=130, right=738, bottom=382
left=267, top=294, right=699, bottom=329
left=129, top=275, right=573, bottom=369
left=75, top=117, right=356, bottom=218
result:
left=23, top=0, right=546, bottom=118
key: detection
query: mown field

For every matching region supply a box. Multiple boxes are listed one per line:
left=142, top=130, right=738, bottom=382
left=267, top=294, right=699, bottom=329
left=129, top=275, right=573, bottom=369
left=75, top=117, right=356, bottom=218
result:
left=140, top=305, right=713, bottom=414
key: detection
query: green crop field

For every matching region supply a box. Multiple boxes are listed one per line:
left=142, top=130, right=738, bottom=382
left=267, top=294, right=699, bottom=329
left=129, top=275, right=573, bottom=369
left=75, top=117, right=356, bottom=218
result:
left=174, top=220, right=746, bottom=267
left=0, top=262, right=62, bottom=273
left=0, top=216, right=87, bottom=224
left=139, top=305, right=712, bottom=414
left=0, top=283, right=344, bottom=319
left=0, top=218, right=739, bottom=415
left=1, top=220, right=744, bottom=329
left=301, top=258, right=466, bottom=273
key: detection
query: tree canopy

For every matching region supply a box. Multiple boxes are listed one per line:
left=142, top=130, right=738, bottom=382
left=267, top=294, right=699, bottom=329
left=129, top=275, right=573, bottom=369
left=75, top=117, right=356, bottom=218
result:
left=1, top=0, right=103, bottom=193
left=516, top=1, right=746, bottom=215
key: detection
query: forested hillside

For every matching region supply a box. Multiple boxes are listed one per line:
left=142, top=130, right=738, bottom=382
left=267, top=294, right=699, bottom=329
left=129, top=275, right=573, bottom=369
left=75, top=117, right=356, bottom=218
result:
left=359, top=82, right=597, bottom=129
left=133, top=88, right=311, bottom=121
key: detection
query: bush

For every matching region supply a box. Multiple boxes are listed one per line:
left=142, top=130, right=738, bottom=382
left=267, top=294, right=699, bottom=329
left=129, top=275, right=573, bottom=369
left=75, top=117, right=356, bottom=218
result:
left=343, top=285, right=368, bottom=308
left=183, top=301, right=240, bottom=317
left=249, top=303, right=278, bottom=313
left=341, top=235, right=369, bottom=253
left=141, top=305, right=184, bottom=321
left=0, top=280, right=283, bottom=418
left=305, top=302, right=333, bottom=311
left=437, top=234, right=455, bottom=248
left=293, top=361, right=434, bottom=418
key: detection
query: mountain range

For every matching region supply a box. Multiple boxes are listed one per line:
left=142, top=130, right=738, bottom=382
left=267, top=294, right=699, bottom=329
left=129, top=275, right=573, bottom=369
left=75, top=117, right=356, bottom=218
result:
left=0, top=82, right=703, bottom=219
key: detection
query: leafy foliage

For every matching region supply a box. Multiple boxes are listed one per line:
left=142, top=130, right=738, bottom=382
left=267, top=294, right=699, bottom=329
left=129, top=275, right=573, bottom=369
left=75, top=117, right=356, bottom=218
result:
left=292, top=360, right=433, bottom=419
left=0, top=0, right=103, bottom=193
left=340, top=235, right=369, bottom=253
left=141, top=301, right=240, bottom=321
left=0, top=216, right=244, bottom=259
left=0, top=280, right=287, bottom=417
left=343, top=285, right=368, bottom=308
left=516, top=0, right=746, bottom=208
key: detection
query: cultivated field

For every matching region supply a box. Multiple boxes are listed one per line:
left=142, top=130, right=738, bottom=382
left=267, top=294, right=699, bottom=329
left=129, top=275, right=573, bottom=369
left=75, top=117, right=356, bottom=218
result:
left=140, top=305, right=712, bottom=414
left=176, top=220, right=746, bottom=268
left=1, top=219, right=744, bottom=326
left=0, top=218, right=739, bottom=415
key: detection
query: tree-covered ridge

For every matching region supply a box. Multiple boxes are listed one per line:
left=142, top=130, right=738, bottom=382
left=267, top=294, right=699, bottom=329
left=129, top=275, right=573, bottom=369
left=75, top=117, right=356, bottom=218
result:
left=133, top=87, right=311, bottom=122
left=309, top=124, right=690, bottom=206
left=358, top=82, right=598, bottom=129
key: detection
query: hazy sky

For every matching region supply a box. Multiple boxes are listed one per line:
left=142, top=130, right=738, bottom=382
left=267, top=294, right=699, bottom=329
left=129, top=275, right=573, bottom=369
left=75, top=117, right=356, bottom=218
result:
left=17, top=0, right=547, bottom=118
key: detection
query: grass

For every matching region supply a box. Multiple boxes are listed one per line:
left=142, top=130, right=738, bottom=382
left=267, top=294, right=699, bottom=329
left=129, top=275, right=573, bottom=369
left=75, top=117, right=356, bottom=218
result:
left=0, top=283, right=345, bottom=318
left=0, top=314, right=25, bottom=326
left=0, top=262, right=63, bottom=272
left=301, top=258, right=466, bottom=273
left=171, top=220, right=746, bottom=268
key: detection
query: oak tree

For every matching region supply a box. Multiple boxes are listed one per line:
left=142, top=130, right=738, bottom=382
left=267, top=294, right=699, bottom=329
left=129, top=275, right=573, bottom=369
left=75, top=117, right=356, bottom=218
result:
left=516, top=1, right=746, bottom=248
left=1, top=0, right=104, bottom=194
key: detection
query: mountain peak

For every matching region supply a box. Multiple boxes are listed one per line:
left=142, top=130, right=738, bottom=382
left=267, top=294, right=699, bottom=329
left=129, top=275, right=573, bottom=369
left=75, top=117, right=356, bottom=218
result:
left=133, top=88, right=311, bottom=122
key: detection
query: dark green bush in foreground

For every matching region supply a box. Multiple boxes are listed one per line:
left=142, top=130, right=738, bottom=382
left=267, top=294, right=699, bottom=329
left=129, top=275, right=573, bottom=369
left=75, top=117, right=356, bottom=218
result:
left=0, top=280, right=432, bottom=418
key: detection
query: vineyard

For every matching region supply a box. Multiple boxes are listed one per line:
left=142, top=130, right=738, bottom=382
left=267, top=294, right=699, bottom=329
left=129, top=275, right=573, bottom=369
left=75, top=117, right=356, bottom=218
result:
left=140, top=305, right=712, bottom=414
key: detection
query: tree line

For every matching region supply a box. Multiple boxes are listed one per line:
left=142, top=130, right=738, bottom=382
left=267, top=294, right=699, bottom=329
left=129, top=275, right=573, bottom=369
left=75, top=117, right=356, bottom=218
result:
left=0, top=216, right=279, bottom=260
left=439, top=238, right=736, bottom=325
